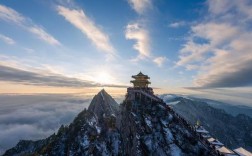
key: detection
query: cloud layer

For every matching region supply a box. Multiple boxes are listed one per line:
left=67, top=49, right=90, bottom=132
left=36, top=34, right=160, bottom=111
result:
left=57, top=6, right=115, bottom=57
left=177, top=0, right=252, bottom=88
left=0, top=5, right=60, bottom=46
left=0, top=64, right=127, bottom=88
left=0, top=94, right=91, bottom=154
left=0, top=64, right=96, bottom=88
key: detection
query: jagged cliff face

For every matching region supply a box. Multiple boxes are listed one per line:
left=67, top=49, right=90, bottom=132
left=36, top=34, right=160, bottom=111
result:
left=119, top=93, right=209, bottom=156
left=88, top=89, right=119, bottom=120
left=4, top=90, right=211, bottom=156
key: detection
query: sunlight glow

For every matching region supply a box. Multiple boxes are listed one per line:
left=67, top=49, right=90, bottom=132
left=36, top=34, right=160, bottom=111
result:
left=94, top=71, right=114, bottom=85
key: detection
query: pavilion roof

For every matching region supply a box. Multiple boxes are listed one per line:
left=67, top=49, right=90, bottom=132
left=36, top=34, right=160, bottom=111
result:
left=132, top=72, right=150, bottom=79
left=137, top=72, right=145, bottom=76
left=130, top=80, right=151, bottom=84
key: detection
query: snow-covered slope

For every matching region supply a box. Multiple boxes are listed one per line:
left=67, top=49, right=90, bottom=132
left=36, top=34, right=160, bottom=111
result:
left=88, top=89, right=119, bottom=119
left=119, top=95, right=210, bottom=155
left=160, top=94, right=252, bottom=117
left=161, top=96, right=252, bottom=151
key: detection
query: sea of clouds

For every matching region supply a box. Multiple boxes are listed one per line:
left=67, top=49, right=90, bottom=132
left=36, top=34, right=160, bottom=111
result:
left=0, top=94, right=92, bottom=155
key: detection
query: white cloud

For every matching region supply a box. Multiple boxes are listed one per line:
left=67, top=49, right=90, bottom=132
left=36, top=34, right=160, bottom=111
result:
left=207, top=0, right=232, bottom=15
left=57, top=6, right=115, bottom=57
left=0, top=5, right=60, bottom=46
left=23, top=47, right=34, bottom=53
left=0, top=94, right=91, bottom=154
left=177, top=23, right=239, bottom=67
left=168, top=21, right=186, bottom=28
left=0, top=34, right=15, bottom=45
left=208, top=0, right=252, bottom=20
left=177, top=40, right=211, bottom=66
left=126, top=0, right=164, bottom=66
left=191, top=23, right=239, bottom=46
left=176, top=0, right=252, bottom=88
left=0, top=5, right=24, bottom=24
left=194, top=33, right=252, bottom=88
left=28, top=26, right=61, bottom=46
left=153, top=56, right=167, bottom=67
left=125, top=22, right=150, bottom=60
left=126, top=0, right=167, bottom=68
left=125, top=22, right=167, bottom=67
left=128, top=0, right=152, bottom=14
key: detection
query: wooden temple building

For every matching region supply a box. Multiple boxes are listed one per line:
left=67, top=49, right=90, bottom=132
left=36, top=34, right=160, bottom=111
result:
left=130, top=72, right=151, bottom=88
left=126, top=72, right=162, bottom=103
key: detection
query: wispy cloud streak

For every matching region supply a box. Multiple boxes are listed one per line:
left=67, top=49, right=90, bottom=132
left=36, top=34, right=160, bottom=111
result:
left=168, top=21, right=186, bottom=28
left=57, top=6, right=115, bottom=57
left=0, top=5, right=60, bottom=46
left=0, top=34, right=15, bottom=45
left=125, top=23, right=150, bottom=60
left=126, top=0, right=166, bottom=66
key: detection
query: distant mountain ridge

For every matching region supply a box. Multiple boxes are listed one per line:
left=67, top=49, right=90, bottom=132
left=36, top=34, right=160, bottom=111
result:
left=159, top=94, right=252, bottom=117
left=160, top=94, right=252, bottom=151
left=190, top=98, right=252, bottom=118
left=4, top=90, right=212, bottom=156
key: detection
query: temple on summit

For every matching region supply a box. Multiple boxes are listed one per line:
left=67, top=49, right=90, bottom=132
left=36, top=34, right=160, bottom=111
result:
left=126, top=72, right=162, bottom=103
left=130, top=72, right=151, bottom=88
left=129, top=72, right=154, bottom=95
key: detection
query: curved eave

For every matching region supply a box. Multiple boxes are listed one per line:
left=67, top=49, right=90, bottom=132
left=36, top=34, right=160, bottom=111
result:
left=132, top=75, right=150, bottom=79
left=130, top=80, right=151, bottom=84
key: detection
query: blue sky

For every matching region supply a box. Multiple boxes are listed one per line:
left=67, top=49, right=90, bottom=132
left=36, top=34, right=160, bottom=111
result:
left=0, top=0, right=252, bottom=153
left=0, top=0, right=251, bottom=101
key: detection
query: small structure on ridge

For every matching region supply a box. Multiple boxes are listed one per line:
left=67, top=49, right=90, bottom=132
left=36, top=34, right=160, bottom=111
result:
left=130, top=72, right=151, bottom=88
left=126, top=72, right=162, bottom=103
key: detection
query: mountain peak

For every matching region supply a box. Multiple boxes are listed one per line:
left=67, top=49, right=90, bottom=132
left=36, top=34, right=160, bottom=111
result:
left=88, top=89, right=119, bottom=120
left=98, top=88, right=108, bottom=97
left=2, top=88, right=213, bottom=156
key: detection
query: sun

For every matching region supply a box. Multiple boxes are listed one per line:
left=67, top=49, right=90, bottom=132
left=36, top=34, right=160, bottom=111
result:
left=94, top=71, right=113, bottom=85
